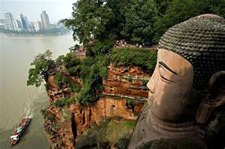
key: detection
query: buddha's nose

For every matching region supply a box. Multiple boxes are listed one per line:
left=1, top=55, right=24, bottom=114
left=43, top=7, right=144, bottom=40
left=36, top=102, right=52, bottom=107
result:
left=147, top=73, right=157, bottom=93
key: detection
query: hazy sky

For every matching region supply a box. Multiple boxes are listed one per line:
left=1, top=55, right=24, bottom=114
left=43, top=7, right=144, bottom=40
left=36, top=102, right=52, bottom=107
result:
left=0, top=0, right=77, bottom=23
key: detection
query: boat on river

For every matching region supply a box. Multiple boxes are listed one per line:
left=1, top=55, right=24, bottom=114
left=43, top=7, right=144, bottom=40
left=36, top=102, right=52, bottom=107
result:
left=10, top=115, right=32, bottom=145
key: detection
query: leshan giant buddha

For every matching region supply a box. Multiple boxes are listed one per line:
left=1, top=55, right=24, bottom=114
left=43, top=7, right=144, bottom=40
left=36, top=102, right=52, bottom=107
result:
left=129, top=14, right=225, bottom=149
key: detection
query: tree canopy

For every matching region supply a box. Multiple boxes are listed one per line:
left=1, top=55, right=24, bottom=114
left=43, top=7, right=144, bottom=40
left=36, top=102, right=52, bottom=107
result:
left=63, top=0, right=225, bottom=45
left=121, top=0, right=157, bottom=44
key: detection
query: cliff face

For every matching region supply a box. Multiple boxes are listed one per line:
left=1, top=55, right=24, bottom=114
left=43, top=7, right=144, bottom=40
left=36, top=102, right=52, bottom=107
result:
left=43, top=64, right=150, bottom=148
left=103, top=64, right=150, bottom=99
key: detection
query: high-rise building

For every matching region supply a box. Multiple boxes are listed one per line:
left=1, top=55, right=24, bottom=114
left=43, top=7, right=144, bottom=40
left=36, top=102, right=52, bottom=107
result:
left=20, top=14, right=29, bottom=30
left=33, top=20, right=42, bottom=31
left=4, top=12, right=16, bottom=30
left=13, top=20, right=22, bottom=31
left=40, top=11, right=50, bottom=29
left=16, top=20, right=22, bottom=29
left=0, top=19, right=6, bottom=29
left=24, top=16, right=29, bottom=28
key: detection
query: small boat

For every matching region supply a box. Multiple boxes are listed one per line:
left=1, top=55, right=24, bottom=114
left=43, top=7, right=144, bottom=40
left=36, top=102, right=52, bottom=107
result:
left=10, top=115, right=32, bottom=145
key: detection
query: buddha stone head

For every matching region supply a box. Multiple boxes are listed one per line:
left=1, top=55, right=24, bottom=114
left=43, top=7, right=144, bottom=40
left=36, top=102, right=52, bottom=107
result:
left=158, top=14, right=225, bottom=90
left=148, top=14, right=225, bottom=122
left=129, top=14, right=225, bottom=148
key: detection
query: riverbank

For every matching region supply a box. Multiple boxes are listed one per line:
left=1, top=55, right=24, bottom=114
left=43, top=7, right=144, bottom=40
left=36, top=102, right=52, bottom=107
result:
left=0, top=28, right=71, bottom=37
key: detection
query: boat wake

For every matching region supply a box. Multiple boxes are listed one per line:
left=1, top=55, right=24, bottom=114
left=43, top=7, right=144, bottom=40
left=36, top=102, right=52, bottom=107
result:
left=23, top=98, right=34, bottom=118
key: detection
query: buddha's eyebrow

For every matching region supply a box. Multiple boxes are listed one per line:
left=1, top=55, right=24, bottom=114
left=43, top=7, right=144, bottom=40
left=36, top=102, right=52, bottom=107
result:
left=159, top=61, right=178, bottom=75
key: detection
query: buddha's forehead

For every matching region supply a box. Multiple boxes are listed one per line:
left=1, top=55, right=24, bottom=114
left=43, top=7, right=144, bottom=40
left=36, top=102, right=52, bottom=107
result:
left=158, top=14, right=225, bottom=90
left=157, top=49, right=193, bottom=76
left=158, top=48, right=189, bottom=63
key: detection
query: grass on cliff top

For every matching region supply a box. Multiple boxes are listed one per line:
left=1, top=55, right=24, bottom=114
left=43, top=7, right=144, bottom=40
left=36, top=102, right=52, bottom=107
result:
left=76, top=119, right=135, bottom=149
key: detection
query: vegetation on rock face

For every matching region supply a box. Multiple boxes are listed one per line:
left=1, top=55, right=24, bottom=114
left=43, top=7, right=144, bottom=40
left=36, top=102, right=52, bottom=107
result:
left=71, top=41, right=156, bottom=105
left=27, top=45, right=156, bottom=105
left=56, top=53, right=82, bottom=76
left=54, top=97, right=70, bottom=108
left=41, top=108, right=56, bottom=122
left=62, top=53, right=81, bottom=76
left=85, top=39, right=114, bottom=57
left=54, top=72, right=81, bottom=92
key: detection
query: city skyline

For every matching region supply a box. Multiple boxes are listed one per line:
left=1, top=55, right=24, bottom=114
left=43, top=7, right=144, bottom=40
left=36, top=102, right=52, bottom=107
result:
left=2, top=11, right=55, bottom=32
left=1, top=10, right=60, bottom=24
left=0, top=0, right=76, bottom=23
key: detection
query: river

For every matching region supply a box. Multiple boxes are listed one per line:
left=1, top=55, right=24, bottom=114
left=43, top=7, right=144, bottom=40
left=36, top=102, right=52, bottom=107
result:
left=0, top=33, right=75, bottom=149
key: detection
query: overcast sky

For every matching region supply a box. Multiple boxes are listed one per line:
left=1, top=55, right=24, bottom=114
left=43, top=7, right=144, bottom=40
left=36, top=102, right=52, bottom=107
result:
left=0, top=0, right=76, bottom=23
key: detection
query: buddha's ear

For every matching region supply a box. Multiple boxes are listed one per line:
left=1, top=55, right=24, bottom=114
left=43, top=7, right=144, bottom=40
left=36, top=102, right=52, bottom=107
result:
left=208, top=71, right=225, bottom=97
left=196, top=71, right=225, bottom=124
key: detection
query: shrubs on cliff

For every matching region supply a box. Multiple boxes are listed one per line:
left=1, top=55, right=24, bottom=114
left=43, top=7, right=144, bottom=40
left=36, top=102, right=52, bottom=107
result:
left=85, top=40, right=114, bottom=57
left=62, top=53, right=81, bottom=76
left=54, top=72, right=81, bottom=92
left=75, top=40, right=113, bottom=104
left=77, top=45, right=156, bottom=104
left=54, top=97, right=69, bottom=108
left=56, top=53, right=81, bottom=76
left=79, top=75, right=103, bottom=104
left=41, top=108, right=56, bottom=122
left=53, top=96, right=78, bottom=108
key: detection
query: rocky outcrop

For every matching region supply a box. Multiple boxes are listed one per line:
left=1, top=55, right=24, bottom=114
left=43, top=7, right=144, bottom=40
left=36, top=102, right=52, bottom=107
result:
left=43, top=64, right=151, bottom=148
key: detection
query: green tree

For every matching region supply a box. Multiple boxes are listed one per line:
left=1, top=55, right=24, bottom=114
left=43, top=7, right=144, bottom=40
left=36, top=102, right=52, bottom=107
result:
left=63, top=0, right=225, bottom=45
left=27, top=50, right=55, bottom=87
left=62, top=0, right=129, bottom=44
left=62, top=0, right=112, bottom=43
left=63, top=53, right=81, bottom=76
left=121, top=0, right=157, bottom=44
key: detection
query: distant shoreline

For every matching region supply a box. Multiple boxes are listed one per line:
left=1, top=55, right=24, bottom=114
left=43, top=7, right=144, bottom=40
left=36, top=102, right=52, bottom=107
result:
left=0, top=28, right=72, bottom=37
left=0, top=32, right=72, bottom=37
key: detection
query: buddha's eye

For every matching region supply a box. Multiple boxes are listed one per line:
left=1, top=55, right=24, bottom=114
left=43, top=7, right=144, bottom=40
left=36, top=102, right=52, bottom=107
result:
left=158, top=62, right=177, bottom=83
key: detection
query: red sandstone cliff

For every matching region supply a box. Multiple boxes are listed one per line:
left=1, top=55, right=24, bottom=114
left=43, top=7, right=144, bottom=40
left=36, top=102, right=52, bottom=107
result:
left=43, top=64, right=150, bottom=148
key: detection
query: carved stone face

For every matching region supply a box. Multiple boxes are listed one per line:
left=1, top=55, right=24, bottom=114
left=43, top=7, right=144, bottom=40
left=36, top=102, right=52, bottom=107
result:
left=147, top=49, right=194, bottom=122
